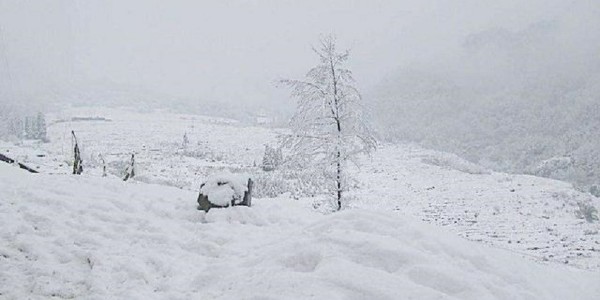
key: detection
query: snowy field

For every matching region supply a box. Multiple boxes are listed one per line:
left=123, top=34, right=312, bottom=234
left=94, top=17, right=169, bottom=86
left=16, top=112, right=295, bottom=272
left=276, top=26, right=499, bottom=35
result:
left=1, top=164, right=599, bottom=299
left=1, top=106, right=600, bottom=298
left=351, top=146, right=600, bottom=270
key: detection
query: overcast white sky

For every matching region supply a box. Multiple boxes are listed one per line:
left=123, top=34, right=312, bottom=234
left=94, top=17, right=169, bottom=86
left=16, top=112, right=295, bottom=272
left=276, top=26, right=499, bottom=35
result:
left=0, top=0, right=581, bottom=108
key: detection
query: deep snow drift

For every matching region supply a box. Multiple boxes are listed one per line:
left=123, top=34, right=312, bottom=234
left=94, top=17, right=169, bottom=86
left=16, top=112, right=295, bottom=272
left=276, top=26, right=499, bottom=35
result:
left=1, top=164, right=598, bottom=299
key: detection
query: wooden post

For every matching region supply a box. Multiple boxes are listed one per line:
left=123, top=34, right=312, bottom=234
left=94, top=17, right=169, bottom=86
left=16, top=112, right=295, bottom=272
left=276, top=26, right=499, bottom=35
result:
left=242, top=178, right=253, bottom=207
left=72, top=131, right=83, bottom=175
left=123, top=154, right=135, bottom=181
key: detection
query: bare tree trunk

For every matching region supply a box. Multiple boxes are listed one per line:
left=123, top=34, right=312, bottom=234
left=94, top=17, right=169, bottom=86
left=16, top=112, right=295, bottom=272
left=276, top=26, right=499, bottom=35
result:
left=331, top=55, right=343, bottom=211
left=336, top=152, right=342, bottom=210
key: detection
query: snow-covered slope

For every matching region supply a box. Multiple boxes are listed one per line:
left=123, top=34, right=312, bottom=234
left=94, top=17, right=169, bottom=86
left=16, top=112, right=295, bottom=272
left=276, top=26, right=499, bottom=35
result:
left=1, top=164, right=599, bottom=299
left=352, top=144, right=600, bottom=270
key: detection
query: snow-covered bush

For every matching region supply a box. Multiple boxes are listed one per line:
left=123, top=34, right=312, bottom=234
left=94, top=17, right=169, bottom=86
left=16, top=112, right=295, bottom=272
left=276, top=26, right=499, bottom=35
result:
left=107, top=158, right=139, bottom=179
left=590, top=185, right=600, bottom=198
left=534, top=157, right=574, bottom=179
left=253, top=168, right=331, bottom=199
left=575, top=201, right=599, bottom=223
left=261, top=145, right=283, bottom=172
left=252, top=171, right=289, bottom=198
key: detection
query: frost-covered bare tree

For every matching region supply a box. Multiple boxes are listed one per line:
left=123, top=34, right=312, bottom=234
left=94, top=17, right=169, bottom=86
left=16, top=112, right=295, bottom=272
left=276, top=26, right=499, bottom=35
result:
left=280, top=35, right=376, bottom=210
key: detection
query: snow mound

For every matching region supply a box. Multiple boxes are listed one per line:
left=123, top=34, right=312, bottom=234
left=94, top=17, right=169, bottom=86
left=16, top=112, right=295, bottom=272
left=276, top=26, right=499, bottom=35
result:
left=1, top=164, right=599, bottom=299
left=200, top=172, right=250, bottom=206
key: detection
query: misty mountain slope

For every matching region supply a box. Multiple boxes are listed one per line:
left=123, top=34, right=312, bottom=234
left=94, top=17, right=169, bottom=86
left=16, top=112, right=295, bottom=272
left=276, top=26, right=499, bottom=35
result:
left=352, top=144, right=600, bottom=270
left=1, top=164, right=599, bottom=300
left=372, top=1, right=600, bottom=191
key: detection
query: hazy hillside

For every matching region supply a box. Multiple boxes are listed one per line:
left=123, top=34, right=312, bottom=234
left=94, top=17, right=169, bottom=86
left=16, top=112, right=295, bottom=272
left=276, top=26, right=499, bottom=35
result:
left=373, top=1, right=600, bottom=193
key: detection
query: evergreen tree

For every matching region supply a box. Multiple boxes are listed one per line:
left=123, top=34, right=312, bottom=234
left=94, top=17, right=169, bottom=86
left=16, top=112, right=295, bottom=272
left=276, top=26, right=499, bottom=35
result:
left=23, top=116, right=32, bottom=139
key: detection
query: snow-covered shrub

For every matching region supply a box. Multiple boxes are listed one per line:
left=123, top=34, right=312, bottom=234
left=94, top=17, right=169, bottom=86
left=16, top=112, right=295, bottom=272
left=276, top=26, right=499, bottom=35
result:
left=574, top=201, right=599, bottom=223
left=589, top=185, right=600, bottom=198
left=310, top=195, right=340, bottom=214
left=252, top=171, right=289, bottom=198
left=181, top=148, right=208, bottom=159
left=261, top=145, right=283, bottom=172
left=107, top=159, right=132, bottom=178
left=534, top=157, right=574, bottom=179
left=253, top=168, right=331, bottom=199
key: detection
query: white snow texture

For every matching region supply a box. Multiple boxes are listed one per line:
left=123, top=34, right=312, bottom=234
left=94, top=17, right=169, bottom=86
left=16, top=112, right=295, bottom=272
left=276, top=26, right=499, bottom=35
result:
left=1, top=164, right=599, bottom=299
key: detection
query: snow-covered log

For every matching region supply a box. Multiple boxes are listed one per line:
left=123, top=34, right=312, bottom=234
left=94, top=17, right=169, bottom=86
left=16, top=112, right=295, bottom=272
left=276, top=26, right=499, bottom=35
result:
left=0, top=153, right=38, bottom=173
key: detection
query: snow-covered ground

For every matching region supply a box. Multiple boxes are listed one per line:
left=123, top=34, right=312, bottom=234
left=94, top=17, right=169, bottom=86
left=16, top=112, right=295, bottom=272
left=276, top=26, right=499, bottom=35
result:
left=352, top=145, right=600, bottom=270
left=1, top=106, right=600, bottom=298
left=1, top=164, right=599, bottom=299
left=1, top=107, right=281, bottom=187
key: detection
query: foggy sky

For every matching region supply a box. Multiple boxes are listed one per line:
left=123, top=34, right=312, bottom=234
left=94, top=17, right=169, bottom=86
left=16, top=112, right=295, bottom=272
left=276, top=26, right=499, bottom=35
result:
left=0, top=0, right=582, bottom=109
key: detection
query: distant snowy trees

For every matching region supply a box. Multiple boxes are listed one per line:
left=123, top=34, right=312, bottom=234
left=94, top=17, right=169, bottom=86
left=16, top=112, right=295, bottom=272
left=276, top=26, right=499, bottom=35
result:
left=280, top=36, right=376, bottom=210
left=575, top=201, right=599, bottom=223
left=24, top=113, right=48, bottom=141
left=261, top=145, right=283, bottom=172
left=0, top=104, right=48, bottom=142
